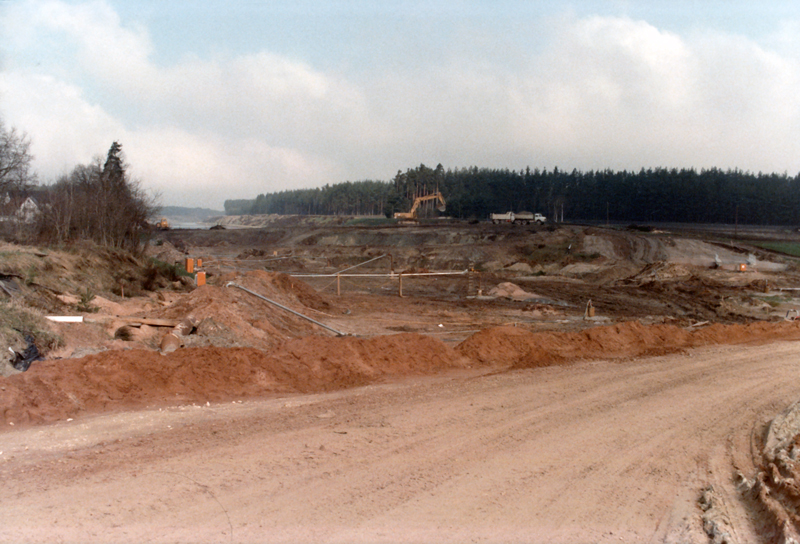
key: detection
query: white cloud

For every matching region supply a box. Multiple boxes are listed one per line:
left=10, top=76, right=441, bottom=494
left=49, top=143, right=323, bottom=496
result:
left=125, top=129, right=342, bottom=206
left=502, top=16, right=800, bottom=173
left=0, top=71, right=124, bottom=175
left=33, top=0, right=157, bottom=93
left=2, top=1, right=800, bottom=208
left=1, top=0, right=368, bottom=205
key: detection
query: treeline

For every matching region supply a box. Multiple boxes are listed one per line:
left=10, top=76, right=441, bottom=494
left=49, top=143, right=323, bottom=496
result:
left=226, top=181, right=390, bottom=216
left=226, top=164, right=800, bottom=225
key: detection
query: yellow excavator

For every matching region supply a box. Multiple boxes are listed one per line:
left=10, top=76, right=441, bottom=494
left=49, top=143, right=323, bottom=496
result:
left=393, top=191, right=446, bottom=220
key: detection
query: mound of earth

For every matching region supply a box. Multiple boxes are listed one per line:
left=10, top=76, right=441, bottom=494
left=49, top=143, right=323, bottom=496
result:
left=487, top=282, right=544, bottom=301
left=151, top=270, right=340, bottom=350
left=5, top=319, right=800, bottom=429
left=147, top=240, right=186, bottom=266
left=0, top=333, right=466, bottom=427
left=456, top=320, right=800, bottom=369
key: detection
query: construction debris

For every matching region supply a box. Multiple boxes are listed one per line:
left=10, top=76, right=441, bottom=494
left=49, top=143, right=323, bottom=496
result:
left=9, top=335, right=42, bottom=372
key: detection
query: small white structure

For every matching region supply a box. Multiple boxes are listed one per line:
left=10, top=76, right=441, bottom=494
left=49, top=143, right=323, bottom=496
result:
left=1, top=193, right=40, bottom=223
left=15, top=197, right=39, bottom=223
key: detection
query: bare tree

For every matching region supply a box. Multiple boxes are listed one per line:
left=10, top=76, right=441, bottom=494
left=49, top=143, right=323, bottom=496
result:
left=0, top=119, right=37, bottom=191
left=37, top=142, right=159, bottom=253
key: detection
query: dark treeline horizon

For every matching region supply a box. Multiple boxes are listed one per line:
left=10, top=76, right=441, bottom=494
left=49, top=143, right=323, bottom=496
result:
left=224, top=164, right=800, bottom=225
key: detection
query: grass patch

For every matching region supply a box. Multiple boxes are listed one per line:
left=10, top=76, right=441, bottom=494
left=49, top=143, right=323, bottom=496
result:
left=526, top=240, right=576, bottom=263
left=0, top=248, right=66, bottom=293
left=0, top=299, right=64, bottom=353
left=0, top=250, right=38, bottom=276
left=752, top=242, right=800, bottom=258
left=753, top=294, right=791, bottom=308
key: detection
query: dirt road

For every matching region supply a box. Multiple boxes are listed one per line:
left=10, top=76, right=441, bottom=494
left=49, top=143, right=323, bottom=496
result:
left=3, top=340, right=800, bottom=543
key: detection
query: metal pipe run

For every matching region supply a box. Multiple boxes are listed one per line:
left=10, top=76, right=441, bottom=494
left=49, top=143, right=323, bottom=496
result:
left=290, top=270, right=469, bottom=278
left=205, top=256, right=294, bottom=264
left=333, top=254, right=389, bottom=275
left=225, top=282, right=347, bottom=337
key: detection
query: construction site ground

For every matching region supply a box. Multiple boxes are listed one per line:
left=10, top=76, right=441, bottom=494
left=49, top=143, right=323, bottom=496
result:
left=4, top=218, right=800, bottom=543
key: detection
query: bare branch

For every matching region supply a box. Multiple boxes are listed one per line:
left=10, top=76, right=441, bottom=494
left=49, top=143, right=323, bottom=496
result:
left=0, top=119, right=37, bottom=191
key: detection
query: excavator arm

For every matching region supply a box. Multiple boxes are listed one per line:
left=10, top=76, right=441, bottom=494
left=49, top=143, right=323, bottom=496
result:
left=394, top=192, right=446, bottom=220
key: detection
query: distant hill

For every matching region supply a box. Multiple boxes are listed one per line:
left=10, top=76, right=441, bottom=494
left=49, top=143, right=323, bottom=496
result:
left=159, top=206, right=224, bottom=220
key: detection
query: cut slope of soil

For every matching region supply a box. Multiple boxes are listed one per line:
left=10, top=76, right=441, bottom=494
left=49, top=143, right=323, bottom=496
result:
left=0, top=333, right=465, bottom=427
left=4, top=320, right=800, bottom=429
left=456, top=320, right=800, bottom=369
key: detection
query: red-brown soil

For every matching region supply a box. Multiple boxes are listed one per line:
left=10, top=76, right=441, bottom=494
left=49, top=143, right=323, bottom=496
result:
left=4, top=319, right=800, bottom=430
left=0, top=333, right=466, bottom=426
left=5, top=221, right=800, bottom=542
left=151, top=270, right=338, bottom=350
left=460, top=320, right=800, bottom=368
left=3, top=341, right=800, bottom=543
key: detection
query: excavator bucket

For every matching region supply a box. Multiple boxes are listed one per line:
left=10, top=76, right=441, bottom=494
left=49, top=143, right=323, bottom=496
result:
left=436, top=192, right=446, bottom=213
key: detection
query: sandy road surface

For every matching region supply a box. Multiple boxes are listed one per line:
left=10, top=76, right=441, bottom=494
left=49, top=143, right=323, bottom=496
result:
left=3, top=341, right=800, bottom=543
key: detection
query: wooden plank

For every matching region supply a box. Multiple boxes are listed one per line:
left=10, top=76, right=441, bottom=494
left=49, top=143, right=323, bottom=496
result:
left=115, top=317, right=180, bottom=327
left=84, top=315, right=179, bottom=327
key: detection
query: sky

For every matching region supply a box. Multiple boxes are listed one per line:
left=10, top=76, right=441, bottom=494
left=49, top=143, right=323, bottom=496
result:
left=1, top=1, right=800, bottom=209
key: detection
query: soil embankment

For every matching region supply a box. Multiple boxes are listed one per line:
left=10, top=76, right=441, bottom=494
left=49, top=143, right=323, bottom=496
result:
left=4, top=319, right=800, bottom=428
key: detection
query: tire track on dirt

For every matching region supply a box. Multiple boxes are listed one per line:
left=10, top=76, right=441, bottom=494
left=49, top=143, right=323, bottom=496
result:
left=3, top=342, right=800, bottom=543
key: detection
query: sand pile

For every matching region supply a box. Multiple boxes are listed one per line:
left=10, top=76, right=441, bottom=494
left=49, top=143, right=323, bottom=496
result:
left=152, top=270, right=339, bottom=349
left=456, top=320, right=800, bottom=369
left=0, top=333, right=466, bottom=426
left=488, top=282, right=543, bottom=301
